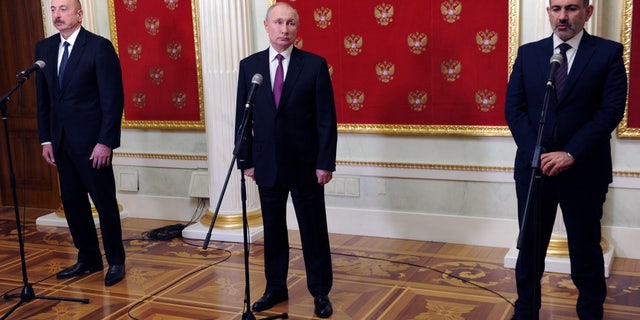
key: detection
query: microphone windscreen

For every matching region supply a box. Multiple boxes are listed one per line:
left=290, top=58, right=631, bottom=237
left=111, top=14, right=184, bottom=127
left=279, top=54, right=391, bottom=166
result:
left=251, top=73, right=263, bottom=85
left=549, top=53, right=563, bottom=65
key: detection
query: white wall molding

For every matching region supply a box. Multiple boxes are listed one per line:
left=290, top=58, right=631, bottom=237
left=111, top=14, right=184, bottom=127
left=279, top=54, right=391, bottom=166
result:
left=113, top=153, right=207, bottom=169
left=287, top=205, right=640, bottom=260
left=117, top=193, right=202, bottom=222
left=336, top=162, right=640, bottom=189
left=116, top=193, right=639, bottom=259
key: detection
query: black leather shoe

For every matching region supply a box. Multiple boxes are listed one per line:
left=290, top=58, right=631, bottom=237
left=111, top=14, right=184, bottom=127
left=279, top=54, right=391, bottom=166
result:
left=56, top=262, right=103, bottom=279
left=104, top=264, right=125, bottom=286
left=510, top=315, right=531, bottom=320
left=314, top=294, right=333, bottom=318
left=251, top=291, right=288, bottom=312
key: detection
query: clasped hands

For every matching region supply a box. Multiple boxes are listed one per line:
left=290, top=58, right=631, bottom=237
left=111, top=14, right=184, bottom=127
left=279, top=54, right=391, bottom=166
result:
left=540, top=151, right=574, bottom=176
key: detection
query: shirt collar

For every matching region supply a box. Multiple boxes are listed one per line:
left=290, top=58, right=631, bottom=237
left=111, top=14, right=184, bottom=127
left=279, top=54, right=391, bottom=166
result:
left=553, top=29, right=584, bottom=51
left=269, top=45, right=293, bottom=62
left=60, top=27, right=81, bottom=47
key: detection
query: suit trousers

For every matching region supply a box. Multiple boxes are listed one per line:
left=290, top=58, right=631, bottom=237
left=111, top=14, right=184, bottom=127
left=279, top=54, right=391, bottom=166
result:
left=55, top=137, right=126, bottom=266
left=258, top=181, right=333, bottom=297
left=514, top=177, right=607, bottom=320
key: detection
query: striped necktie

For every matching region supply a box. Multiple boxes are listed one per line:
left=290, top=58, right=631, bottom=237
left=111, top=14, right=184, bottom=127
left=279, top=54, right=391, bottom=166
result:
left=554, top=43, right=571, bottom=98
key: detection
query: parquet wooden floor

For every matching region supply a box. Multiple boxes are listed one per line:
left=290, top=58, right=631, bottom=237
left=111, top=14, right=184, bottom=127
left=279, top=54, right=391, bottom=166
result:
left=0, top=207, right=638, bottom=319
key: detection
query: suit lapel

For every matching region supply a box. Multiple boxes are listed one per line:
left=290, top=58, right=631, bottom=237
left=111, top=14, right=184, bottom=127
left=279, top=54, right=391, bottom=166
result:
left=560, top=32, right=596, bottom=104
left=59, top=27, right=87, bottom=91
left=536, top=37, right=555, bottom=87
left=254, top=49, right=276, bottom=110
left=536, top=37, right=557, bottom=143
left=43, top=37, right=62, bottom=94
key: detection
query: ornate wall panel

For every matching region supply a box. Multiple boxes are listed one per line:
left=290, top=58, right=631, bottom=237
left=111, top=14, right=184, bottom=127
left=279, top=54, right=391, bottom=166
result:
left=108, top=0, right=204, bottom=130
left=277, top=0, right=518, bottom=136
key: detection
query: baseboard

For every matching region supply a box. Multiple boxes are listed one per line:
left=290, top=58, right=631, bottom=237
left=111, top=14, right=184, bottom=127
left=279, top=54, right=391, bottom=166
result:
left=116, top=194, right=202, bottom=221
left=181, top=222, right=264, bottom=243
left=316, top=206, right=520, bottom=248
left=35, top=210, right=129, bottom=229
left=109, top=195, right=640, bottom=259
left=503, top=245, right=616, bottom=277
left=287, top=205, right=640, bottom=260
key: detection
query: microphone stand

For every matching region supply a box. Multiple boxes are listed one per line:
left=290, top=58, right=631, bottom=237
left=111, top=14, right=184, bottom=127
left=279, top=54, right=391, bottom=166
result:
left=0, top=74, right=89, bottom=320
left=202, top=101, right=287, bottom=320
left=516, top=81, right=556, bottom=320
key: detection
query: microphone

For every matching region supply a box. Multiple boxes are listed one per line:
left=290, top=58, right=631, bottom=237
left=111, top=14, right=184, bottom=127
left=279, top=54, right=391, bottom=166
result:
left=16, top=60, right=46, bottom=78
left=546, top=53, right=563, bottom=87
left=244, top=73, right=263, bottom=107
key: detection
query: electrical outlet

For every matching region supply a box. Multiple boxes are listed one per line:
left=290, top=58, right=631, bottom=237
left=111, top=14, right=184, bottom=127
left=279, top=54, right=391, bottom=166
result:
left=119, top=170, right=139, bottom=192
left=188, top=171, right=209, bottom=198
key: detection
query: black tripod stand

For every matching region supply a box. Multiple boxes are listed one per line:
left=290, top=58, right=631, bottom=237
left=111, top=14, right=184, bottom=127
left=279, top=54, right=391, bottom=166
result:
left=202, top=74, right=286, bottom=320
left=515, top=58, right=562, bottom=320
left=1, top=71, right=89, bottom=320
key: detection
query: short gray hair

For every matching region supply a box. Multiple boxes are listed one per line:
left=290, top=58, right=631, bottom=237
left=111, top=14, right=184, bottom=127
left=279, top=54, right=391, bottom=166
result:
left=549, top=0, right=589, bottom=5
left=265, top=2, right=299, bottom=22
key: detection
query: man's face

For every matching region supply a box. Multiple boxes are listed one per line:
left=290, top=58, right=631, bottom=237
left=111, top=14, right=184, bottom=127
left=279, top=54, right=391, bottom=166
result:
left=547, top=0, right=593, bottom=41
left=51, top=0, right=82, bottom=36
left=264, top=4, right=298, bottom=52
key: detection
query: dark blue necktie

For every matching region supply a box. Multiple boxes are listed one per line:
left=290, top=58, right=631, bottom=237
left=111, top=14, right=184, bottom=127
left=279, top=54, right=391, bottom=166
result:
left=58, top=41, right=70, bottom=88
left=555, top=43, right=571, bottom=98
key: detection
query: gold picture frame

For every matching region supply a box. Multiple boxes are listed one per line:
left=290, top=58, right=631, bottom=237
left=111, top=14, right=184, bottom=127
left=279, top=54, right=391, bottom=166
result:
left=269, top=0, right=519, bottom=136
left=107, top=0, right=205, bottom=130
left=617, top=0, right=638, bottom=137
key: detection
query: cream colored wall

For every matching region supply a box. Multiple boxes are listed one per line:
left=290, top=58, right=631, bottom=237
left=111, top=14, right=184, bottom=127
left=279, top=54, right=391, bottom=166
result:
left=45, top=1, right=640, bottom=258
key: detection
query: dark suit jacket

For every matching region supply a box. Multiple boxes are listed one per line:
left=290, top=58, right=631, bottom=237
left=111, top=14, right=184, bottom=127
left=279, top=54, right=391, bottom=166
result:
left=505, top=32, right=627, bottom=187
left=35, top=27, right=124, bottom=154
left=236, top=47, right=337, bottom=187
left=34, top=27, right=126, bottom=264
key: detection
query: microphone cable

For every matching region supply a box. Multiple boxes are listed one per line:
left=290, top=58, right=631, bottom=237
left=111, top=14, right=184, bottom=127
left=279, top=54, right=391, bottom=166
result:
left=140, top=223, right=186, bottom=241
left=134, top=198, right=207, bottom=241
left=125, top=248, right=232, bottom=320
left=4, top=212, right=516, bottom=317
left=289, top=244, right=516, bottom=309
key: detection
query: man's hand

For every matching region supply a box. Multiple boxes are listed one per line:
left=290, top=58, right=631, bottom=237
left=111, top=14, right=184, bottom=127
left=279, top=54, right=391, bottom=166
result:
left=243, top=167, right=255, bottom=180
left=41, top=144, right=56, bottom=166
left=540, top=151, right=574, bottom=176
left=316, top=169, right=333, bottom=185
left=90, top=143, right=112, bottom=169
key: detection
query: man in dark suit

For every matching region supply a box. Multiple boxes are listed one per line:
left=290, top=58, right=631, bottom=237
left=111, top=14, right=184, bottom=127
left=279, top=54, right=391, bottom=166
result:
left=235, top=2, right=337, bottom=318
left=505, top=0, right=627, bottom=319
left=35, top=0, right=126, bottom=286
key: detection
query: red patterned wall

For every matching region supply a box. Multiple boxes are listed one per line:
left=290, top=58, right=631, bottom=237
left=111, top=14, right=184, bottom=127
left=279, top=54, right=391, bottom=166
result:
left=626, top=0, right=640, bottom=129
left=278, top=0, right=510, bottom=131
left=111, top=0, right=202, bottom=128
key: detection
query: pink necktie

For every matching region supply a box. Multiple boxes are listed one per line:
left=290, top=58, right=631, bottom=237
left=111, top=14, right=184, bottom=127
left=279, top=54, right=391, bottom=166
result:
left=555, top=43, right=571, bottom=98
left=274, top=54, right=284, bottom=107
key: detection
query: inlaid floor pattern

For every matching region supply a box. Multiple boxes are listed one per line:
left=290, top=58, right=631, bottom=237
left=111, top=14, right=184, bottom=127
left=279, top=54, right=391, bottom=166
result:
left=0, top=208, right=638, bottom=319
